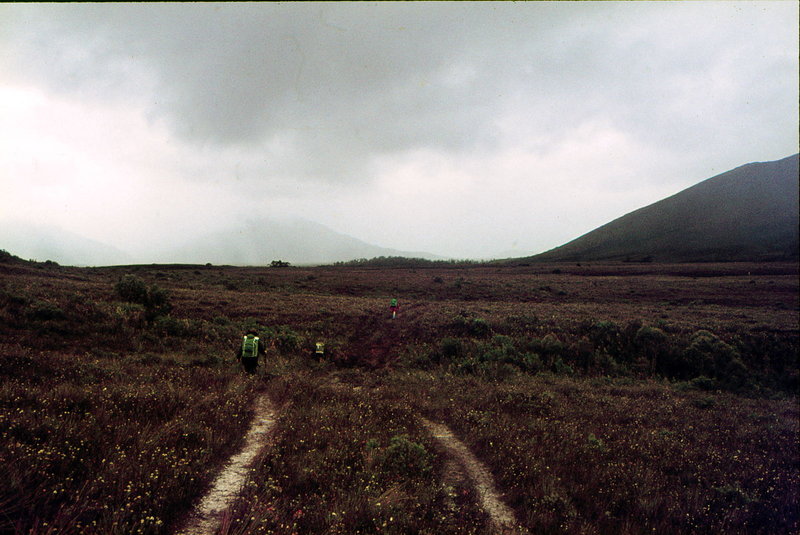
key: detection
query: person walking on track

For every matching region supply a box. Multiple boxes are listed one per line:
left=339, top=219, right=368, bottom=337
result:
left=236, top=330, right=265, bottom=374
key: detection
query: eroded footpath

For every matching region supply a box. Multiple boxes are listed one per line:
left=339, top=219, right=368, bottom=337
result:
left=179, top=393, right=276, bottom=535
left=422, top=418, right=526, bottom=534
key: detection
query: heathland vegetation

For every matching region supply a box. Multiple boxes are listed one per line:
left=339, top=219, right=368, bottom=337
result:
left=0, top=252, right=797, bottom=534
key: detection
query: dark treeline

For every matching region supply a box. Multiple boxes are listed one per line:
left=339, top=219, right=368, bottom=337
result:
left=330, top=256, right=486, bottom=268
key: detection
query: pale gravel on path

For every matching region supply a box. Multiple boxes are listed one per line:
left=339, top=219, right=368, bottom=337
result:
left=421, top=418, right=525, bottom=534
left=178, top=393, right=276, bottom=535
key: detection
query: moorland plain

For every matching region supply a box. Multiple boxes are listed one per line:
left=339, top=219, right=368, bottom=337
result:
left=0, top=258, right=797, bottom=534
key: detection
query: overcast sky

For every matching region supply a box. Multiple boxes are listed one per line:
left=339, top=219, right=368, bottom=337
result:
left=1, top=1, right=798, bottom=261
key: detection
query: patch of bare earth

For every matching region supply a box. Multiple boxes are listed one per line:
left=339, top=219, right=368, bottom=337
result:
left=178, top=393, right=276, bottom=535
left=422, top=418, right=527, bottom=535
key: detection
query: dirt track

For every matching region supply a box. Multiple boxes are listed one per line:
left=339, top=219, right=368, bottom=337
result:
left=179, top=380, right=522, bottom=534
left=422, top=418, right=524, bottom=534
left=179, top=393, right=276, bottom=535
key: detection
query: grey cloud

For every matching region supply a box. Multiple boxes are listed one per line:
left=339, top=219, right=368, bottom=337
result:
left=2, top=2, right=797, bottom=187
left=2, top=4, right=582, bottom=174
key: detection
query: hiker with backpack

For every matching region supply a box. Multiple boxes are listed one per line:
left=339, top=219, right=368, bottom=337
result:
left=236, top=330, right=265, bottom=374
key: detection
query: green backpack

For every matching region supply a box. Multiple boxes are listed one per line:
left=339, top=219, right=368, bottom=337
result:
left=242, top=335, right=259, bottom=359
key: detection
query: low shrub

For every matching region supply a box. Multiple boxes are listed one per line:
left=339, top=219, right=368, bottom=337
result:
left=25, top=300, right=66, bottom=321
left=531, top=333, right=564, bottom=362
left=376, top=435, right=433, bottom=479
left=271, top=325, right=304, bottom=353
left=439, top=337, right=464, bottom=360
left=688, top=375, right=717, bottom=391
left=633, top=325, right=671, bottom=376
left=684, top=329, right=742, bottom=380
left=114, top=274, right=148, bottom=304
left=451, top=314, right=492, bottom=338
left=114, top=275, right=172, bottom=323
left=479, top=335, right=543, bottom=373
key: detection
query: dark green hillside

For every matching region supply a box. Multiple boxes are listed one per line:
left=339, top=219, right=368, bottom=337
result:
left=531, top=154, right=799, bottom=262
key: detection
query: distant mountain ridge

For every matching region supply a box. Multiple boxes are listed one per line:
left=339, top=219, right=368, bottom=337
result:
left=529, top=154, right=799, bottom=263
left=154, top=218, right=442, bottom=266
left=0, top=218, right=441, bottom=266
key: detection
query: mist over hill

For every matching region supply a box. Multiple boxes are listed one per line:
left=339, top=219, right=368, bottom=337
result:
left=0, top=218, right=440, bottom=267
left=4, top=155, right=797, bottom=267
left=0, top=221, right=134, bottom=266
left=528, top=154, right=799, bottom=263
left=145, top=218, right=442, bottom=266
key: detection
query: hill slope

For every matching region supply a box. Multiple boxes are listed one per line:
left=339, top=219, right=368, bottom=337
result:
left=530, top=154, right=799, bottom=262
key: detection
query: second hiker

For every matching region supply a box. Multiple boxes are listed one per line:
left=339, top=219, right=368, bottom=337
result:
left=236, top=330, right=266, bottom=375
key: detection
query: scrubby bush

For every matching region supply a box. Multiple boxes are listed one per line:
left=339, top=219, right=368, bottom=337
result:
left=114, top=274, right=148, bottom=304
left=243, top=324, right=305, bottom=354
left=655, top=329, right=754, bottom=390
left=153, top=315, right=187, bottom=337
left=531, top=333, right=564, bottom=362
left=112, top=303, right=146, bottom=330
left=272, top=325, right=304, bottom=353
left=688, top=375, right=717, bottom=391
left=25, top=300, right=66, bottom=321
left=684, top=330, right=741, bottom=379
left=496, top=313, right=540, bottom=335
left=145, top=285, right=172, bottom=320
left=442, top=334, right=544, bottom=376
left=438, top=337, right=464, bottom=361
left=212, top=315, right=230, bottom=326
left=239, top=317, right=269, bottom=335
left=632, top=325, right=671, bottom=376
left=376, top=435, right=432, bottom=479
left=451, top=313, right=491, bottom=338
left=479, top=334, right=542, bottom=372
left=591, top=351, right=622, bottom=375
left=553, top=357, right=574, bottom=375
left=114, top=275, right=172, bottom=323
left=586, top=320, right=623, bottom=359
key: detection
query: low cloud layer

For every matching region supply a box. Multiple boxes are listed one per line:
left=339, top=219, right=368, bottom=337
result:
left=1, top=2, right=797, bottom=261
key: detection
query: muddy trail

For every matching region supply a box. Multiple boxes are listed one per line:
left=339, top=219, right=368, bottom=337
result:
left=344, top=312, right=410, bottom=367
left=178, top=393, right=276, bottom=535
left=422, top=419, right=526, bottom=535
